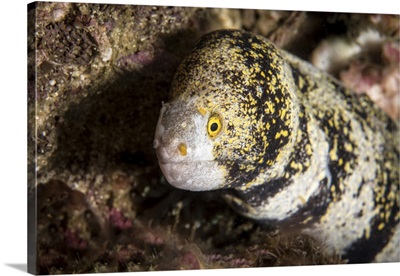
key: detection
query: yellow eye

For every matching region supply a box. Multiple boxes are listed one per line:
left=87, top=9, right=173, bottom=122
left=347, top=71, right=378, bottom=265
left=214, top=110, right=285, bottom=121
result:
left=207, top=114, right=223, bottom=138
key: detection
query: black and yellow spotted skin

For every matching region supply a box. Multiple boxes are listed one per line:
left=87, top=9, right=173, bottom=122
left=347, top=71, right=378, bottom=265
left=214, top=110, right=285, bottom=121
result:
left=153, top=29, right=399, bottom=263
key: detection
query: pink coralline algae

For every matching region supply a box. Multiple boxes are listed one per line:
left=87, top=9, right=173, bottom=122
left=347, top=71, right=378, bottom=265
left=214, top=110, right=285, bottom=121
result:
left=180, top=251, right=202, bottom=269
left=339, top=41, right=400, bottom=120
left=340, top=61, right=381, bottom=94
left=64, top=229, right=88, bottom=250
left=117, top=51, right=154, bottom=70
left=383, top=41, right=400, bottom=64
left=109, top=207, right=133, bottom=230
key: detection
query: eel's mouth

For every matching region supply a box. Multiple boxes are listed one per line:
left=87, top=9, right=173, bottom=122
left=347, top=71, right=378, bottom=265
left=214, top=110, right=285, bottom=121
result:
left=157, top=159, right=224, bottom=191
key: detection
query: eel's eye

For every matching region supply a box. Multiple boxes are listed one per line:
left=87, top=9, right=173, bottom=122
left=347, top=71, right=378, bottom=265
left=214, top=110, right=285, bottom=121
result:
left=207, top=114, right=223, bottom=138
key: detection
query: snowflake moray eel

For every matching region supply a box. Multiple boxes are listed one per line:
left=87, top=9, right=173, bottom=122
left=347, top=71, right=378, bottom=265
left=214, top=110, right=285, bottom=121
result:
left=153, top=29, right=399, bottom=263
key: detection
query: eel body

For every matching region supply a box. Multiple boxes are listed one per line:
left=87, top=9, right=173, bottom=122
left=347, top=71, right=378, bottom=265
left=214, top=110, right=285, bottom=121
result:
left=153, top=29, right=400, bottom=263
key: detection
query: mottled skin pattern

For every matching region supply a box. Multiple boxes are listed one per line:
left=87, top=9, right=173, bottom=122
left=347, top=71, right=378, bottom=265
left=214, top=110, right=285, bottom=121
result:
left=153, top=30, right=399, bottom=263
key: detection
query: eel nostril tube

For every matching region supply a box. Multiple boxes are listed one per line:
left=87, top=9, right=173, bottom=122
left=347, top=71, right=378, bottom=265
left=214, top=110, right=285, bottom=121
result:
left=178, top=143, right=187, bottom=156
left=153, top=138, right=160, bottom=149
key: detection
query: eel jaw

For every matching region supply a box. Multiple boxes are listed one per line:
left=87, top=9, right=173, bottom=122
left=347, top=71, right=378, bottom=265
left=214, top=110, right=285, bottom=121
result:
left=157, top=160, right=225, bottom=191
